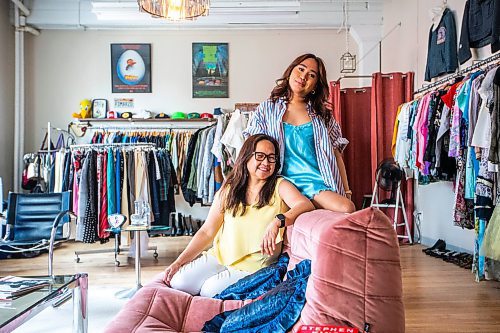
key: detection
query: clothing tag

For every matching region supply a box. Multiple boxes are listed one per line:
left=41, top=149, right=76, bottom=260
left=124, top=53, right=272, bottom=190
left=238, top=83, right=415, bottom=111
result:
left=364, top=323, right=371, bottom=332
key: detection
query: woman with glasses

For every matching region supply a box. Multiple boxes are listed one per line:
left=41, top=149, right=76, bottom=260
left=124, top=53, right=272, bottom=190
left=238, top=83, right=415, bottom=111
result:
left=164, top=134, right=314, bottom=297
left=244, top=53, right=355, bottom=213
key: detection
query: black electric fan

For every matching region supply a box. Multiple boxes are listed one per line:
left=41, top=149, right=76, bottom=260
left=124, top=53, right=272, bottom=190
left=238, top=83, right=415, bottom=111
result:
left=375, top=158, right=404, bottom=205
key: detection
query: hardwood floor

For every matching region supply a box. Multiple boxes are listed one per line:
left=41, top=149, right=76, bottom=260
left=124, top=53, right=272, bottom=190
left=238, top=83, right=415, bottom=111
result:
left=1, top=238, right=500, bottom=332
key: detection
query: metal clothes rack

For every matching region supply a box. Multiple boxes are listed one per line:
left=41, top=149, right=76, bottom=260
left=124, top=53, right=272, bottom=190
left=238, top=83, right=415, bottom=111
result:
left=414, top=52, right=500, bottom=95
left=335, top=75, right=372, bottom=93
left=337, top=75, right=372, bottom=81
left=71, top=141, right=159, bottom=265
left=70, top=142, right=156, bottom=150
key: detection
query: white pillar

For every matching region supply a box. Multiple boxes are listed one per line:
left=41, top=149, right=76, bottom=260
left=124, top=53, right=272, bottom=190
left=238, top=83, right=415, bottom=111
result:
left=350, top=24, right=383, bottom=86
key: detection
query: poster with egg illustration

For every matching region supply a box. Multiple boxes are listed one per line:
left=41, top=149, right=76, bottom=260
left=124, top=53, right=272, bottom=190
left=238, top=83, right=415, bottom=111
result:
left=111, top=44, right=151, bottom=93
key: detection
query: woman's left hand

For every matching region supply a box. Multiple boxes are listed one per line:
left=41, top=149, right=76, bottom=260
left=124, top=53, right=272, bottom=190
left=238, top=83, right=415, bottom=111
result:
left=261, top=220, right=279, bottom=256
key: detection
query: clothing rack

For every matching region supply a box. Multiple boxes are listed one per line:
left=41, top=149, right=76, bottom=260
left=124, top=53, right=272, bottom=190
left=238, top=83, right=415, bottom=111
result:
left=70, top=142, right=156, bottom=150
left=337, top=75, right=372, bottom=81
left=84, top=125, right=205, bottom=131
left=336, top=73, right=407, bottom=82
left=38, top=124, right=76, bottom=153
left=414, top=52, right=500, bottom=95
left=69, top=119, right=215, bottom=130
left=71, top=140, right=165, bottom=262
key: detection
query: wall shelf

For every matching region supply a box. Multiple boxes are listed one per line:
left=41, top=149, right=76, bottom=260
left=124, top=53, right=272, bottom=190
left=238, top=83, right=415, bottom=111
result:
left=71, top=118, right=215, bottom=123
left=68, top=117, right=216, bottom=132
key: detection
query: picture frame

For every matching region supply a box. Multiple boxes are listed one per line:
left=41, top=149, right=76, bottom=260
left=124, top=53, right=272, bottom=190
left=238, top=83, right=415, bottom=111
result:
left=192, top=42, right=229, bottom=98
left=92, top=99, right=108, bottom=119
left=111, top=43, right=152, bottom=93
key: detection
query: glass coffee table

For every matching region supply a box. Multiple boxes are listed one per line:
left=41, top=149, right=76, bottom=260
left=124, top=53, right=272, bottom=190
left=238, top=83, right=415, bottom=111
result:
left=0, top=273, right=88, bottom=333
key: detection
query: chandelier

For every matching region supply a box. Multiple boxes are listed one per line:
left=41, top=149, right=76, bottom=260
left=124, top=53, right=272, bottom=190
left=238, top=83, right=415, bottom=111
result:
left=138, top=0, right=210, bottom=21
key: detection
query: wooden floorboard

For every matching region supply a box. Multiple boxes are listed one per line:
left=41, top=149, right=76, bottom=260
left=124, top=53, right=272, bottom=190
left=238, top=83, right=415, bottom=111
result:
left=1, top=238, right=499, bottom=332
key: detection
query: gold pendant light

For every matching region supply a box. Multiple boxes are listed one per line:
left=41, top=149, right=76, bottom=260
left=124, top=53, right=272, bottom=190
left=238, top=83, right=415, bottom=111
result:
left=138, top=0, right=210, bottom=21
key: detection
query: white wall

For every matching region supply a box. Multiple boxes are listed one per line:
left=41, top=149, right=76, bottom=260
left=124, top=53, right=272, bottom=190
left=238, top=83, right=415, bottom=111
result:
left=382, top=0, right=492, bottom=87
left=0, top=2, right=14, bottom=197
left=24, top=28, right=358, bottom=219
left=414, top=182, right=475, bottom=252
left=382, top=0, right=495, bottom=251
left=24, top=29, right=356, bottom=152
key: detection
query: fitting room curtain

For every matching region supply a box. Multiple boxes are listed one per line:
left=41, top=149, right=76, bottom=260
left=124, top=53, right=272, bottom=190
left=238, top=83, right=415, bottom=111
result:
left=331, top=72, right=415, bottom=241
left=370, top=72, right=415, bottom=240
left=330, top=81, right=372, bottom=209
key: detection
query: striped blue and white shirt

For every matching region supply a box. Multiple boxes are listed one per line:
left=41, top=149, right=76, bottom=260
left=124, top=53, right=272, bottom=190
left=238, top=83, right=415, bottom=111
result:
left=243, top=98, right=349, bottom=196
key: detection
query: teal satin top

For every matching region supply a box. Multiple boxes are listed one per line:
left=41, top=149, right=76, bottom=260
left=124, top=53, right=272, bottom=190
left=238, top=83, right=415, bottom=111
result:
left=281, top=122, right=332, bottom=199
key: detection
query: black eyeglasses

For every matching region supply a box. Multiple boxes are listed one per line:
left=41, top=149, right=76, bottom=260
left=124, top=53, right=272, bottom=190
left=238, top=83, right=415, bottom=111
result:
left=253, top=152, right=277, bottom=163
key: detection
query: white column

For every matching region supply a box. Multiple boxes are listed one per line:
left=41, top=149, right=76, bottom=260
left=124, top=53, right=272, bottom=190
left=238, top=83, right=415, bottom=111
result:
left=349, top=24, right=384, bottom=86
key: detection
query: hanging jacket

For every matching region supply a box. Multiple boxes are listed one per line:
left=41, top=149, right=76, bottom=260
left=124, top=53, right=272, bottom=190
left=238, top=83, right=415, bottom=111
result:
left=425, top=8, right=459, bottom=81
left=459, top=0, right=499, bottom=64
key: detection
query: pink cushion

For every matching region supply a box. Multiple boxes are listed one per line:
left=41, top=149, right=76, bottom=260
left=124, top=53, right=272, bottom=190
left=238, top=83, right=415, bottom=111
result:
left=105, top=208, right=404, bottom=333
left=105, top=274, right=249, bottom=333
left=289, top=208, right=404, bottom=333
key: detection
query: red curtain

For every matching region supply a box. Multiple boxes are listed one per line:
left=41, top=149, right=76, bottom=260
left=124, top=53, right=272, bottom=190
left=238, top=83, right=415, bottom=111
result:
left=370, top=72, right=415, bottom=240
left=330, top=82, right=372, bottom=209
left=330, top=72, right=415, bottom=241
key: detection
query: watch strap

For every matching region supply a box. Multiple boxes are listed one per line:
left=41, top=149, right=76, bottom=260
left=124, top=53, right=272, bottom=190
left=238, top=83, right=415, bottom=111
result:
left=276, top=213, right=286, bottom=228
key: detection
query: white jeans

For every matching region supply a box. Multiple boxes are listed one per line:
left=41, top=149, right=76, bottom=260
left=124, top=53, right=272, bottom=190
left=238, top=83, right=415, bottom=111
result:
left=170, top=253, right=251, bottom=297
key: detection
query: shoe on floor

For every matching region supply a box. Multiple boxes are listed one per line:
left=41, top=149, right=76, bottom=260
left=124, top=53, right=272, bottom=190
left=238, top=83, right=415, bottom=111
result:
left=423, top=239, right=446, bottom=254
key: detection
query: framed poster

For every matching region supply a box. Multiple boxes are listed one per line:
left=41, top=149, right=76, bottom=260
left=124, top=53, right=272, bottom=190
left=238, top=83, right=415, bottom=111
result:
left=111, top=43, right=151, bottom=93
left=92, top=99, right=108, bottom=118
left=192, top=42, right=228, bottom=98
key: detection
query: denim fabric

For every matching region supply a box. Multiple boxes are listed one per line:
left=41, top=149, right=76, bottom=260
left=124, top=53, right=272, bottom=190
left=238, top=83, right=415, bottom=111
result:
left=204, top=259, right=311, bottom=333
left=459, top=0, right=498, bottom=64
left=213, top=253, right=290, bottom=301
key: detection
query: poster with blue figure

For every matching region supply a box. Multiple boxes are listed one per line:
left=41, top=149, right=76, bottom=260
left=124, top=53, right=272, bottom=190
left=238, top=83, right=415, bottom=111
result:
left=111, top=44, right=151, bottom=93
left=192, top=42, right=229, bottom=98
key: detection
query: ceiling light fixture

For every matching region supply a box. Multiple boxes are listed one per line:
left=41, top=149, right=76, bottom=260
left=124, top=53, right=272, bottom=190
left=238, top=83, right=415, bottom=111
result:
left=340, top=0, right=356, bottom=73
left=138, top=0, right=210, bottom=21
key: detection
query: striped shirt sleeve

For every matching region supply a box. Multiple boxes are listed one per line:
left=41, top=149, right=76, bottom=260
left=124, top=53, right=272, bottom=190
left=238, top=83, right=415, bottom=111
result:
left=327, top=116, right=349, bottom=152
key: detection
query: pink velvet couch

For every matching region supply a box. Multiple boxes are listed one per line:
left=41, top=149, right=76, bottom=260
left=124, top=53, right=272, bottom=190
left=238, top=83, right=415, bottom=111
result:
left=105, top=208, right=405, bottom=333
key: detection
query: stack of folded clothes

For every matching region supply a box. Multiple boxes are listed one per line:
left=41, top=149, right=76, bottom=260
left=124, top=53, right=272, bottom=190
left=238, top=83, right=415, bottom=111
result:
left=422, top=239, right=473, bottom=270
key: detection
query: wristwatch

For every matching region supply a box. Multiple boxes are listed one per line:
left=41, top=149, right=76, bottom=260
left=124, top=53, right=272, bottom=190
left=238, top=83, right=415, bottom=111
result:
left=276, top=214, right=286, bottom=228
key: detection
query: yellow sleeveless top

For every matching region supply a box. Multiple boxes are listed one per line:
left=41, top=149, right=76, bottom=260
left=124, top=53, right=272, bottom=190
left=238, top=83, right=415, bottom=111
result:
left=208, top=177, right=287, bottom=272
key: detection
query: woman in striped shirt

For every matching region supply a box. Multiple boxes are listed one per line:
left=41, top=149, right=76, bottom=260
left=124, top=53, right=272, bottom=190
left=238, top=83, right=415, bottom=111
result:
left=244, top=53, right=355, bottom=213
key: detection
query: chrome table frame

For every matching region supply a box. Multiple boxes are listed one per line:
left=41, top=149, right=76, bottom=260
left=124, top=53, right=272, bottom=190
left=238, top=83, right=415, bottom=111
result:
left=0, top=273, right=88, bottom=333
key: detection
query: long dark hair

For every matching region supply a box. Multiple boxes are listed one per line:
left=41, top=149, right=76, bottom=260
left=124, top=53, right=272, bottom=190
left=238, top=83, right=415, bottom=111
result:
left=270, top=53, right=332, bottom=124
left=220, top=134, right=281, bottom=217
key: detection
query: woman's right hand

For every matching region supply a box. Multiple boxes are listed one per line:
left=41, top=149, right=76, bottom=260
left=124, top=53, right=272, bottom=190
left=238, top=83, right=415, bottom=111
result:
left=163, top=261, right=182, bottom=286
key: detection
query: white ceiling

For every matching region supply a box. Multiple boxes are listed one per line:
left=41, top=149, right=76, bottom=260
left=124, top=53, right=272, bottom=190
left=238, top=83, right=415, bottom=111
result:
left=19, top=0, right=384, bottom=30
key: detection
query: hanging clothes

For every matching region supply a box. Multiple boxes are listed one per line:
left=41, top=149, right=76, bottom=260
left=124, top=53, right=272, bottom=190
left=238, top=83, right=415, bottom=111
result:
left=425, top=7, right=459, bottom=81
